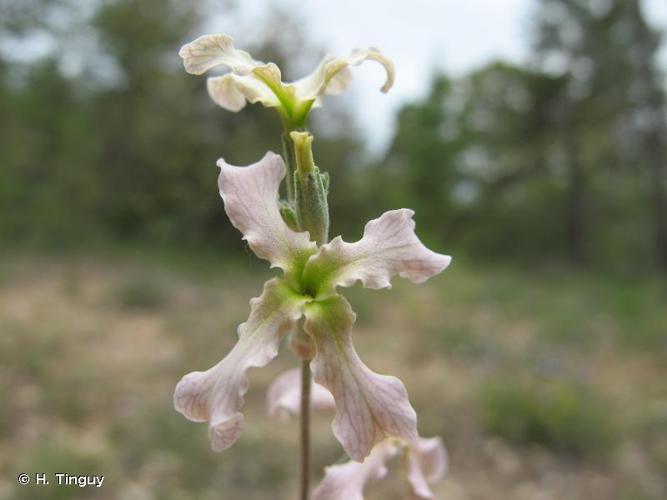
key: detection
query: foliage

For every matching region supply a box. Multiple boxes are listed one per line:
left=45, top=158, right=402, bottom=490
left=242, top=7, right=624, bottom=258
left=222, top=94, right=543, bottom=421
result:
left=376, top=0, right=667, bottom=272
left=478, top=377, right=617, bottom=457
left=114, top=274, right=168, bottom=310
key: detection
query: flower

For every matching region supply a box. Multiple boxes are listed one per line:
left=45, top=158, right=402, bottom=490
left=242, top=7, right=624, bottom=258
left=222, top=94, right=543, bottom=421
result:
left=179, top=34, right=394, bottom=128
left=173, top=152, right=451, bottom=459
left=311, top=437, right=448, bottom=500
left=266, top=368, right=335, bottom=421
left=266, top=369, right=448, bottom=499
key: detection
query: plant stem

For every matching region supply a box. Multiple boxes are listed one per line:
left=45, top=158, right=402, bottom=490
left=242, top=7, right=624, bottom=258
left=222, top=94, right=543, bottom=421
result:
left=282, top=130, right=297, bottom=204
left=283, top=125, right=327, bottom=500
left=299, top=357, right=312, bottom=500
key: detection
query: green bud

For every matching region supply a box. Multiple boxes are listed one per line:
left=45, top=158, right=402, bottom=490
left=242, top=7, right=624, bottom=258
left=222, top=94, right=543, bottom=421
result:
left=295, top=168, right=329, bottom=245
left=289, top=130, right=330, bottom=245
left=279, top=200, right=298, bottom=231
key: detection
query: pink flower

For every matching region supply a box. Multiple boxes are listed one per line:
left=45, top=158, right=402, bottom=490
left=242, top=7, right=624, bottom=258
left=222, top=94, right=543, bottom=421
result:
left=179, top=34, right=394, bottom=128
left=312, top=437, right=448, bottom=500
left=173, top=152, right=451, bottom=460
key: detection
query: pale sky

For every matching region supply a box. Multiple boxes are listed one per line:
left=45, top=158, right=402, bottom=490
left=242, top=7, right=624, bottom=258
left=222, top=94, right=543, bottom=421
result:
left=213, top=0, right=667, bottom=151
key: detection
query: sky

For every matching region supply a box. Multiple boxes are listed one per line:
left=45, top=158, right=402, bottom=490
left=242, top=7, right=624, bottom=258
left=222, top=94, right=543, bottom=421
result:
left=217, top=0, right=667, bottom=152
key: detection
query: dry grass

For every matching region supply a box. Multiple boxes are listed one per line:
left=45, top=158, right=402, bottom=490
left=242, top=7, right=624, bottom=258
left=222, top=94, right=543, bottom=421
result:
left=0, top=251, right=665, bottom=500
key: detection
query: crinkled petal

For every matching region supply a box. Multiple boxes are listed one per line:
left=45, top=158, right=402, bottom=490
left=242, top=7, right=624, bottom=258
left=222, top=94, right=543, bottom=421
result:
left=304, top=209, right=451, bottom=296
left=181, top=34, right=393, bottom=117
left=266, top=368, right=335, bottom=421
left=173, top=278, right=307, bottom=451
left=312, top=441, right=398, bottom=500
left=179, top=34, right=260, bottom=75
left=295, top=48, right=395, bottom=107
left=304, top=295, right=418, bottom=461
left=218, top=152, right=317, bottom=272
left=406, top=437, right=448, bottom=500
left=181, top=35, right=289, bottom=111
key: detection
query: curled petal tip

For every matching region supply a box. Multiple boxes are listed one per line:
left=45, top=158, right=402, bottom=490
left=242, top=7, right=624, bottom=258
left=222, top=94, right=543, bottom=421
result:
left=406, top=437, right=448, bottom=499
left=294, top=47, right=395, bottom=106
left=415, top=436, right=448, bottom=483
left=209, top=413, right=244, bottom=452
left=362, top=48, right=395, bottom=93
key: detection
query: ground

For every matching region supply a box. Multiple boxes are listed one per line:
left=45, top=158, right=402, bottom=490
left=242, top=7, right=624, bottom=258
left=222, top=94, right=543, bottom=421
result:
left=0, top=250, right=665, bottom=500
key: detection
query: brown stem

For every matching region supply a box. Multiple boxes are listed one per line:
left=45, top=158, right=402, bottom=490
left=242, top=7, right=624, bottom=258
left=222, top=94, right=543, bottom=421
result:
left=299, top=358, right=312, bottom=500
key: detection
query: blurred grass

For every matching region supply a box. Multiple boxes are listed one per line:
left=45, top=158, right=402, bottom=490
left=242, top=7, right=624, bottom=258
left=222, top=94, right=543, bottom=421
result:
left=114, top=275, right=169, bottom=310
left=0, top=250, right=665, bottom=499
left=478, top=377, right=617, bottom=457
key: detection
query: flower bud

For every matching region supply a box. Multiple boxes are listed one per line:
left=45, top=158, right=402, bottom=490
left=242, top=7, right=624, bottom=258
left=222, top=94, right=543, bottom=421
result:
left=291, top=131, right=329, bottom=245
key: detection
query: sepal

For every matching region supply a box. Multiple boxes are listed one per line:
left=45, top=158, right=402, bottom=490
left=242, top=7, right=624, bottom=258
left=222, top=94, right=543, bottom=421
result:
left=278, top=200, right=298, bottom=231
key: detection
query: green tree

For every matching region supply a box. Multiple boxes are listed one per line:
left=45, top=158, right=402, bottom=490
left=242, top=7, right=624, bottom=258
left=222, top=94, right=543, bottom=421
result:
left=381, top=76, right=459, bottom=239
left=615, top=1, right=667, bottom=270
left=0, top=0, right=363, bottom=250
left=380, top=65, right=566, bottom=262
left=532, top=0, right=667, bottom=268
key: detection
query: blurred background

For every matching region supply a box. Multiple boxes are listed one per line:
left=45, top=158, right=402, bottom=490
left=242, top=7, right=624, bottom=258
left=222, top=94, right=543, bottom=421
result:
left=1, top=0, right=666, bottom=499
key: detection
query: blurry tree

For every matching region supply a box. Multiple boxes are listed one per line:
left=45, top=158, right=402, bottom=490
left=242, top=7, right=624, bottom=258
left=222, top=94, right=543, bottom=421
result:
left=379, top=65, right=567, bottom=262
left=380, top=76, right=460, bottom=239
left=616, top=1, right=667, bottom=270
left=532, top=0, right=667, bottom=268
left=378, top=0, right=667, bottom=271
left=449, top=63, right=566, bottom=260
left=0, top=0, right=362, bottom=251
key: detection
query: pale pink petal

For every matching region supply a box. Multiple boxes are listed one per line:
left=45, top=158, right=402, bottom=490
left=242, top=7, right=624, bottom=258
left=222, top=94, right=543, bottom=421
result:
left=304, top=209, right=450, bottom=296
left=266, top=368, right=336, bottom=421
left=173, top=279, right=307, bottom=451
left=304, top=295, right=418, bottom=461
left=311, top=441, right=398, bottom=500
left=313, top=436, right=447, bottom=500
left=406, top=437, right=448, bottom=500
left=218, top=152, right=317, bottom=272
left=179, top=34, right=259, bottom=75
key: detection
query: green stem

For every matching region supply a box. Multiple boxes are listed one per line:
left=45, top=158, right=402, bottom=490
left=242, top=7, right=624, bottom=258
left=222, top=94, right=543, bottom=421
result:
left=282, top=131, right=297, bottom=204
left=299, top=357, right=312, bottom=500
